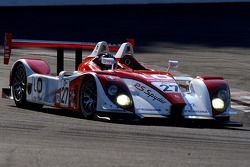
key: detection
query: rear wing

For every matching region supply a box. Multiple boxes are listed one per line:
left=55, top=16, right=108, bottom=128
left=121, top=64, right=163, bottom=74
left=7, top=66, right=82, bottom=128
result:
left=3, top=33, right=135, bottom=74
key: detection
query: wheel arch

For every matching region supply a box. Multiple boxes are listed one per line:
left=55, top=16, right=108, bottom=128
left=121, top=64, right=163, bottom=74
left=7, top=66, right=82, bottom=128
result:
left=78, top=73, right=98, bottom=119
left=10, top=59, right=50, bottom=86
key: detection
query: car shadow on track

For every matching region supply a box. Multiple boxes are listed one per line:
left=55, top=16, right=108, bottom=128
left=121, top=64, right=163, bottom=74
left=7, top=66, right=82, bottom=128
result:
left=10, top=105, right=249, bottom=131
left=10, top=105, right=83, bottom=119
left=109, top=118, right=249, bottom=131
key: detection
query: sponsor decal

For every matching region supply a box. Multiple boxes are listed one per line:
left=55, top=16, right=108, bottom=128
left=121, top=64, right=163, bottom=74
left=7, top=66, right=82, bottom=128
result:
left=137, top=108, right=169, bottom=112
left=184, top=103, right=208, bottom=113
left=185, top=110, right=208, bottom=113
left=134, top=83, right=166, bottom=104
left=185, top=103, right=195, bottom=111
left=32, top=77, right=43, bottom=94
left=160, top=83, right=179, bottom=92
left=137, top=108, right=161, bottom=112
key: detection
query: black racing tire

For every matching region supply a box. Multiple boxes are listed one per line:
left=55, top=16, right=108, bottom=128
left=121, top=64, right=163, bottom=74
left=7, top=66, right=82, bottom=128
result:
left=12, top=63, right=28, bottom=107
left=12, top=63, right=43, bottom=109
left=79, top=79, right=97, bottom=119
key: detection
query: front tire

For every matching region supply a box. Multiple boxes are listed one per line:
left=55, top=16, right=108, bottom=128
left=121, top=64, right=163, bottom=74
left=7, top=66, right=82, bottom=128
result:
left=79, top=79, right=97, bottom=119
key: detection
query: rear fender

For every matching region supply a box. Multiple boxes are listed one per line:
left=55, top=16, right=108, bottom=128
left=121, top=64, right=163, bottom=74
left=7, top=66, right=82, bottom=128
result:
left=10, top=59, right=50, bottom=86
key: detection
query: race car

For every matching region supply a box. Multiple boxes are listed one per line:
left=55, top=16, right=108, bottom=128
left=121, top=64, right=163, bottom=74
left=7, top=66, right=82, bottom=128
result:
left=2, top=33, right=242, bottom=126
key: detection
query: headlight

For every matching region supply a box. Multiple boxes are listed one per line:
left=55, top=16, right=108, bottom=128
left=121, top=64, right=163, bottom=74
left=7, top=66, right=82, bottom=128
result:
left=116, top=94, right=132, bottom=107
left=107, top=85, right=118, bottom=96
left=212, top=98, right=225, bottom=110
left=212, top=89, right=230, bottom=112
left=105, top=82, right=133, bottom=109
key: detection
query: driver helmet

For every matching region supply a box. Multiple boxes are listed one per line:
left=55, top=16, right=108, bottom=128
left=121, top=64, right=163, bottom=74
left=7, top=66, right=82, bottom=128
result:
left=99, top=53, right=116, bottom=70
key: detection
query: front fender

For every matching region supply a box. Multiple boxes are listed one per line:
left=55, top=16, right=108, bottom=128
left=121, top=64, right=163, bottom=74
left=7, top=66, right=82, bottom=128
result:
left=183, top=76, right=232, bottom=118
left=94, top=73, right=133, bottom=113
left=183, top=78, right=213, bottom=118
left=197, top=76, right=231, bottom=116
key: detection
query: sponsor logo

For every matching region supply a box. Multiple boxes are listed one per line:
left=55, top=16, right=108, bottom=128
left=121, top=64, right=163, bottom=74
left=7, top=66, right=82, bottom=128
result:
left=32, top=77, right=42, bottom=93
left=137, top=108, right=162, bottom=112
left=134, top=83, right=166, bottom=104
left=184, top=103, right=208, bottom=113
left=185, top=110, right=208, bottom=113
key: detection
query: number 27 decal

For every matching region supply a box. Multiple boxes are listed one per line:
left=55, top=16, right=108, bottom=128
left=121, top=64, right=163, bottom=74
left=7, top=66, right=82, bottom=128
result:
left=61, top=87, right=68, bottom=104
left=160, top=84, right=179, bottom=92
left=60, top=79, right=69, bottom=105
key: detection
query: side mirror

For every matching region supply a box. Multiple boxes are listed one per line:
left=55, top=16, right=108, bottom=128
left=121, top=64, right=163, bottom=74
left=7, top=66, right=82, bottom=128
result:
left=101, top=57, right=116, bottom=70
left=167, top=60, right=179, bottom=72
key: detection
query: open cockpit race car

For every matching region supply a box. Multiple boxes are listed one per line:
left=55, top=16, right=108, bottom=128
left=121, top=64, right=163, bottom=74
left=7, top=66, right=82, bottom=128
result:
left=2, top=33, right=242, bottom=127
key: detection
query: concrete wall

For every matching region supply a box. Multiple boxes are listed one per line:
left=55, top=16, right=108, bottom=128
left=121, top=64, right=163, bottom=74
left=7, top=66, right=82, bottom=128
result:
left=0, top=0, right=250, bottom=6
left=0, top=3, right=250, bottom=47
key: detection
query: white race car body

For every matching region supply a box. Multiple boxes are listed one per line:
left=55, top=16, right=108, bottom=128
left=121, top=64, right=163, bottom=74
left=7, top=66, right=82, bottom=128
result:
left=12, top=58, right=235, bottom=121
left=2, top=34, right=241, bottom=126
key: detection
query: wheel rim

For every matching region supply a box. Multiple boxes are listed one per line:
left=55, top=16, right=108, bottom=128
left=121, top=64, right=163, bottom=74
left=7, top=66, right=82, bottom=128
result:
left=80, top=80, right=97, bottom=115
left=13, top=64, right=26, bottom=102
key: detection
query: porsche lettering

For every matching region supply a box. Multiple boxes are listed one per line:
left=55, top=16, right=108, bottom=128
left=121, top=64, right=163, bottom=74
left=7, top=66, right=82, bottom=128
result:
left=134, top=83, right=166, bottom=104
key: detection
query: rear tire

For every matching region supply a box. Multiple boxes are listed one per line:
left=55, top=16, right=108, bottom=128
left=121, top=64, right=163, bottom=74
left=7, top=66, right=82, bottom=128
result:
left=12, top=63, right=43, bottom=109
left=79, top=79, right=97, bottom=119
left=12, top=63, right=28, bottom=107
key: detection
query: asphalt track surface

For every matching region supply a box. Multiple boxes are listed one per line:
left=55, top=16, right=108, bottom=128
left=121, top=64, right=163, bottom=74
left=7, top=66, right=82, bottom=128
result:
left=0, top=47, right=250, bottom=167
